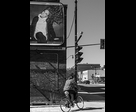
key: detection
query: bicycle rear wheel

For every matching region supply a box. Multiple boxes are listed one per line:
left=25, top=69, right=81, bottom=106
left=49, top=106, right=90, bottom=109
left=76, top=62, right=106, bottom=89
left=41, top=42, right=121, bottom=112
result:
left=60, top=97, right=71, bottom=112
left=76, top=96, right=84, bottom=109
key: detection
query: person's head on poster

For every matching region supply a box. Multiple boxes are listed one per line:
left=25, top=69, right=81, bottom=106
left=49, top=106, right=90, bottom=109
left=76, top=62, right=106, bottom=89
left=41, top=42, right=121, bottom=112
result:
left=38, top=9, right=50, bottom=19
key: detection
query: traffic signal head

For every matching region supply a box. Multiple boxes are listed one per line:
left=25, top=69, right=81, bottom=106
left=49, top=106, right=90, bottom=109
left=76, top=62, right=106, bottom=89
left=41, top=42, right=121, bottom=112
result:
left=76, top=46, right=82, bottom=52
left=75, top=46, right=83, bottom=64
left=100, top=39, right=105, bottom=49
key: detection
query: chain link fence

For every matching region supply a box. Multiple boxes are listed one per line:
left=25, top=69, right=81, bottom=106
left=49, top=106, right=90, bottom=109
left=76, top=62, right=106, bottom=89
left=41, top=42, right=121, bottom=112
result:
left=30, top=52, right=66, bottom=105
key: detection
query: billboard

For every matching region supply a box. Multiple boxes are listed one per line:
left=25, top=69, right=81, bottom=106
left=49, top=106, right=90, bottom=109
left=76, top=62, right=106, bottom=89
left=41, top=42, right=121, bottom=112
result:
left=30, top=1, right=67, bottom=103
left=30, top=1, right=65, bottom=46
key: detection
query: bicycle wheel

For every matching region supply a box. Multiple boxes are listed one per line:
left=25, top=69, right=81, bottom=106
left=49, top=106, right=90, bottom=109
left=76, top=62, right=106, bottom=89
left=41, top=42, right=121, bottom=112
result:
left=76, top=96, right=84, bottom=109
left=60, top=97, right=71, bottom=112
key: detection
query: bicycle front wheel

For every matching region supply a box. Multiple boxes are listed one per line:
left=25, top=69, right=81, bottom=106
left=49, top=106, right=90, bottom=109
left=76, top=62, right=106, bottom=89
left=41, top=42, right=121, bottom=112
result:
left=76, top=96, right=84, bottom=109
left=60, top=97, right=71, bottom=112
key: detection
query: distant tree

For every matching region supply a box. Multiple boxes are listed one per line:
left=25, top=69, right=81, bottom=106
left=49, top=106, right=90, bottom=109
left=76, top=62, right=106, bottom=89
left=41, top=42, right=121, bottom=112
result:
left=46, top=5, right=63, bottom=25
left=45, top=5, right=63, bottom=40
left=66, top=67, right=75, bottom=78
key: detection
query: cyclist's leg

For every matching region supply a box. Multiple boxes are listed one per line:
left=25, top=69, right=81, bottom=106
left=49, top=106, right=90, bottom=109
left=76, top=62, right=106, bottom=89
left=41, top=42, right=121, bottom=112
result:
left=64, top=90, right=71, bottom=108
left=70, top=92, right=74, bottom=103
left=65, top=90, right=74, bottom=103
left=64, top=90, right=70, bottom=100
left=69, top=90, right=75, bottom=106
left=73, top=91, right=78, bottom=103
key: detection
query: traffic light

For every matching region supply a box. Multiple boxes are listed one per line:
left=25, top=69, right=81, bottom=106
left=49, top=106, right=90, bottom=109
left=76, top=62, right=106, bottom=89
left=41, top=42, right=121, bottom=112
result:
left=100, top=39, right=105, bottom=49
left=75, top=46, right=83, bottom=64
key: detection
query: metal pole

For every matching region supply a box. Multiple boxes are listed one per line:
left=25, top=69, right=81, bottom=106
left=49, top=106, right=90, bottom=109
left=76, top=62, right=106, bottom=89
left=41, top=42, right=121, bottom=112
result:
left=75, top=0, right=78, bottom=83
left=57, top=54, right=59, bottom=91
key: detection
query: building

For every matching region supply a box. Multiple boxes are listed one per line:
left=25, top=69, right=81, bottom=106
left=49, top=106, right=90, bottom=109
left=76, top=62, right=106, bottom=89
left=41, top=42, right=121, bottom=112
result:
left=78, top=69, right=105, bottom=81
left=77, top=64, right=105, bottom=82
left=77, top=64, right=101, bottom=72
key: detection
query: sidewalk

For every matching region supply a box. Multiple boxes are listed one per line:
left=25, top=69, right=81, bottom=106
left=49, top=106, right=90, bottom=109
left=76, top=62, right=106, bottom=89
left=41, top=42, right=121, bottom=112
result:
left=30, top=101, right=105, bottom=112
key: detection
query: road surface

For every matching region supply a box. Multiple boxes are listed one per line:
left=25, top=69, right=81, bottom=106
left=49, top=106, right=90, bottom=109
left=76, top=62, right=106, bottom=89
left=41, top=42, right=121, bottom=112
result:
left=30, top=101, right=105, bottom=112
left=30, top=84, right=105, bottom=112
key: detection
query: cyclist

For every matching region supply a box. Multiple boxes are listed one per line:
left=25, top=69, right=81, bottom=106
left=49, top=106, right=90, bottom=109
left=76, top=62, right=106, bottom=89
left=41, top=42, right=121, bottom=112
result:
left=63, top=73, right=78, bottom=107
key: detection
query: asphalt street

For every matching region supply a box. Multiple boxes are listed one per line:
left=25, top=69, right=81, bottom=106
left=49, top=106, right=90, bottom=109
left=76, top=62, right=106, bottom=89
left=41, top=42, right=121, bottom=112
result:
left=30, top=101, right=105, bottom=112
left=30, top=84, right=105, bottom=112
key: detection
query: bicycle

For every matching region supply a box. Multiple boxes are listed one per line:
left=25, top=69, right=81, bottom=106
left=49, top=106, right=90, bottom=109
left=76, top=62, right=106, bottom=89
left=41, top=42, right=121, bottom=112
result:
left=60, top=95, right=84, bottom=112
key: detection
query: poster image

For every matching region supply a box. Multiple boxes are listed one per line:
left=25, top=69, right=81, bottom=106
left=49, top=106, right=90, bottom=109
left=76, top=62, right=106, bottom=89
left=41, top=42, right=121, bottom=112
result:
left=30, top=2, right=64, bottom=46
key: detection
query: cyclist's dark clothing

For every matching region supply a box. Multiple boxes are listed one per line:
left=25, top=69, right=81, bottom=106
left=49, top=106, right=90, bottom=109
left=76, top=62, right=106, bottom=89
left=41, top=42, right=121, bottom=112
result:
left=63, top=78, right=78, bottom=101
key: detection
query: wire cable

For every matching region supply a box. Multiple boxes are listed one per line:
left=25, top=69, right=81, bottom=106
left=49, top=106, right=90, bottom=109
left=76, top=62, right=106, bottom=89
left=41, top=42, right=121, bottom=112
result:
left=67, top=14, right=75, bottom=39
left=58, top=1, right=75, bottom=40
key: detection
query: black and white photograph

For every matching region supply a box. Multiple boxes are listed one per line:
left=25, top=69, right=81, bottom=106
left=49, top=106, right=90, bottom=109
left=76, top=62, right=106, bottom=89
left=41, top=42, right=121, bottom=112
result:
left=30, top=0, right=105, bottom=112
left=30, top=1, right=64, bottom=45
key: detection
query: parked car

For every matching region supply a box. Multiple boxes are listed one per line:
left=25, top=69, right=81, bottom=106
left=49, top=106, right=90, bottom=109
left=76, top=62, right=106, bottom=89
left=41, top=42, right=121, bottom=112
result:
left=82, top=80, right=90, bottom=84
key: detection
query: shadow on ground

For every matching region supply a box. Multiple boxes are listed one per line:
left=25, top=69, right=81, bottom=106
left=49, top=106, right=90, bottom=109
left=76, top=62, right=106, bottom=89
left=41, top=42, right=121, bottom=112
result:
left=78, top=93, right=105, bottom=102
left=78, top=84, right=105, bottom=102
left=71, top=107, right=104, bottom=112
left=78, top=84, right=105, bottom=93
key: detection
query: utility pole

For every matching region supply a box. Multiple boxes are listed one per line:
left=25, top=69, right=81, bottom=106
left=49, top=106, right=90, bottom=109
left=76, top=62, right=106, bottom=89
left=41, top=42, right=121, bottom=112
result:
left=75, top=0, right=78, bottom=83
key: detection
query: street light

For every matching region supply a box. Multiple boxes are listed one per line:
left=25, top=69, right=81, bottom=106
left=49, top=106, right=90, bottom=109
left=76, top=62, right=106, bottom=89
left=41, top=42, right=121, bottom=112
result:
left=67, top=55, right=74, bottom=60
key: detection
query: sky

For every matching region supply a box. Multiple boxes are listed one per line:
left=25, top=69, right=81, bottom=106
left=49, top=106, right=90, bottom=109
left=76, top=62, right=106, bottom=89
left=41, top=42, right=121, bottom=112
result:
left=60, top=0, right=105, bottom=68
